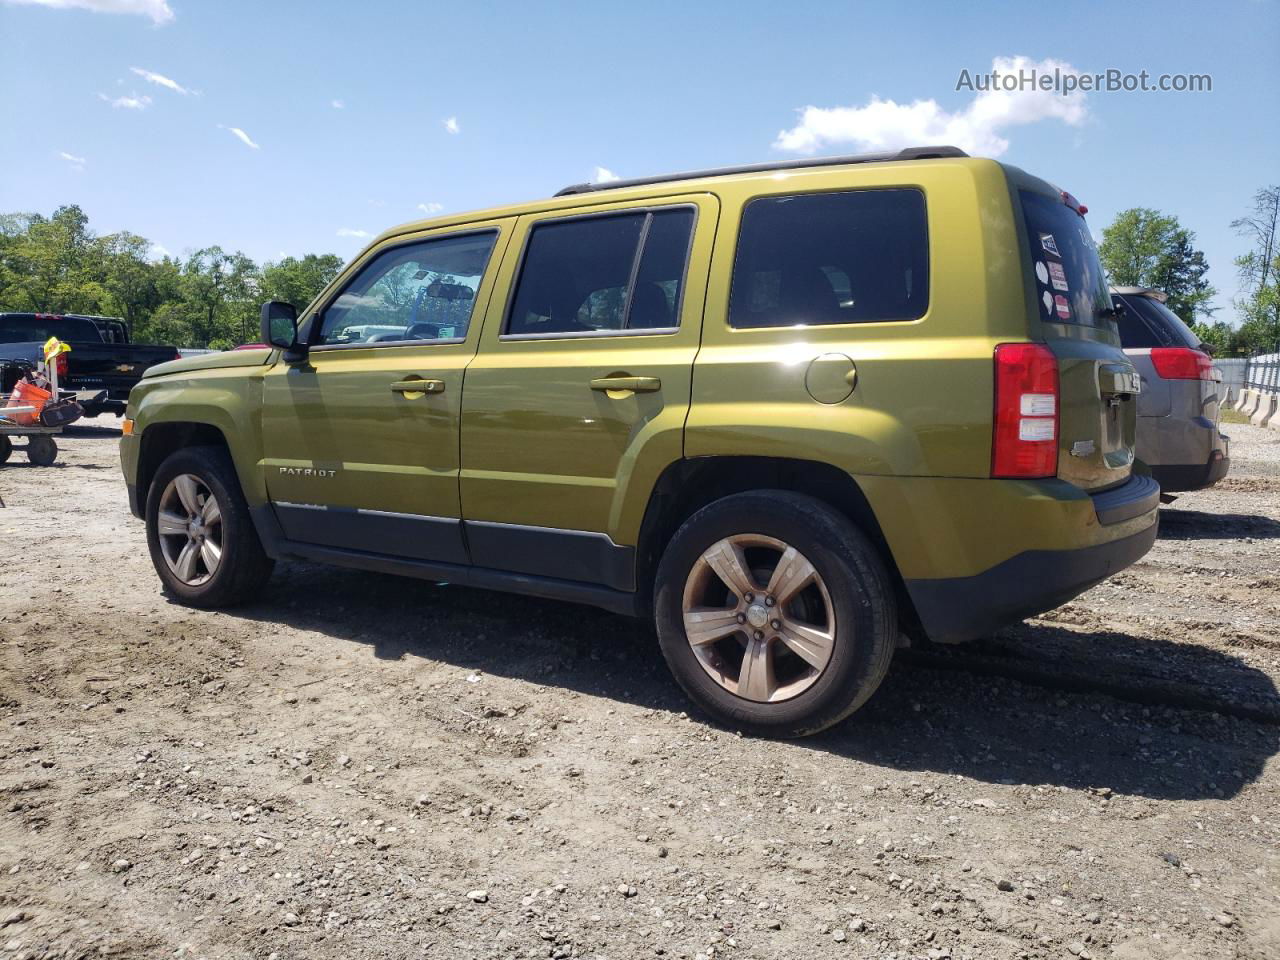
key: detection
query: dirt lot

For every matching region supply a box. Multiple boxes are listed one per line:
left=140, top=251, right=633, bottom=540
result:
left=1, top=422, right=1277, bottom=960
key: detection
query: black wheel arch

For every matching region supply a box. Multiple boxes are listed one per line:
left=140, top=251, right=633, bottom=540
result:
left=137, top=422, right=233, bottom=512
left=635, top=455, right=921, bottom=637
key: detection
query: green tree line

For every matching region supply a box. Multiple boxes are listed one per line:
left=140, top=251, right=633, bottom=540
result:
left=0, top=205, right=342, bottom=349
left=3, top=192, right=1278, bottom=355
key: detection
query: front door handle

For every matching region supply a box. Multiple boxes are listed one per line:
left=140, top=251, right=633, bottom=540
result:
left=589, top=376, right=662, bottom=394
left=391, top=378, right=445, bottom=396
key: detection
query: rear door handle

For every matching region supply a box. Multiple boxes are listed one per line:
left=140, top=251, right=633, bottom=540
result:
left=589, top=376, right=661, bottom=393
left=391, top=378, right=445, bottom=396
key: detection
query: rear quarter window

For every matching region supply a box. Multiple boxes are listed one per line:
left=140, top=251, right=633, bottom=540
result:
left=728, top=188, right=928, bottom=328
left=1020, top=190, right=1110, bottom=326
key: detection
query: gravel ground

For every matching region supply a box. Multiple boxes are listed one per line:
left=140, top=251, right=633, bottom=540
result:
left=0, top=420, right=1277, bottom=960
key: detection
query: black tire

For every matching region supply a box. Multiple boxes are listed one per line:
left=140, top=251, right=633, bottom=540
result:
left=654, top=490, right=897, bottom=738
left=145, top=445, right=274, bottom=607
left=0, top=435, right=11, bottom=464
left=26, top=435, right=56, bottom=466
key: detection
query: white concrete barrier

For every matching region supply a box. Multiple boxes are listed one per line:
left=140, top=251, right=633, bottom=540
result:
left=1253, top=392, right=1279, bottom=427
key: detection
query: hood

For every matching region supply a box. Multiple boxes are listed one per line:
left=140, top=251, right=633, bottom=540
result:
left=142, top=348, right=274, bottom=378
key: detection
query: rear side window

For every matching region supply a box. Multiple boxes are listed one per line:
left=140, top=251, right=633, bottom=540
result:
left=728, top=189, right=928, bottom=328
left=1020, top=190, right=1110, bottom=326
left=506, top=207, right=695, bottom=337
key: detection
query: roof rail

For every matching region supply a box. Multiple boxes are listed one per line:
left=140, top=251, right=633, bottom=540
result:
left=554, top=145, right=969, bottom=197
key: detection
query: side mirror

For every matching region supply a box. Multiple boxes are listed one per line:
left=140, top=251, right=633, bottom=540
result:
left=260, top=301, right=306, bottom=360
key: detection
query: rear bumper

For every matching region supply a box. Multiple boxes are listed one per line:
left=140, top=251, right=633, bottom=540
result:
left=1150, top=448, right=1229, bottom=492
left=904, top=473, right=1159, bottom=643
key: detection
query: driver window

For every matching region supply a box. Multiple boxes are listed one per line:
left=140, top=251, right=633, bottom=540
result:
left=315, top=231, right=497, bottom=346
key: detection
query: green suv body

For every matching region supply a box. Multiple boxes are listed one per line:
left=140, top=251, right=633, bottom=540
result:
left=120, top=147, right=1158, bottom=736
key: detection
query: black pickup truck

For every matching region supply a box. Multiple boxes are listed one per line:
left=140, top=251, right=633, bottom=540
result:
left=0, top=313, right=179, bottom=417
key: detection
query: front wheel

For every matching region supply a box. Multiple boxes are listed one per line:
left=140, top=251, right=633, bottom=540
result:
left=145, top=445, right=274, bottom=607
left=654, top=491, right=897, bottom=738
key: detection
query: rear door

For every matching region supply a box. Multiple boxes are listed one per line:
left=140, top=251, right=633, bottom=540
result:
left=459, top=195, right=717, bottom=588
left=1015, top=186, right=1139, bottom=491
left=1114, top=293, right=1220, bottom=422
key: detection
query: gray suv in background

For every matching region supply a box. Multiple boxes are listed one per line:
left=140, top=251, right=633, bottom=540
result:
left=1111, top=287, right=1229, bottom=491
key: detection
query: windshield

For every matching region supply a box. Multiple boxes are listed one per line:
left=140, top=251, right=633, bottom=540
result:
left=0, top=314, right=101, bottom=343
left=1019, top=190, right=1111, bottom=326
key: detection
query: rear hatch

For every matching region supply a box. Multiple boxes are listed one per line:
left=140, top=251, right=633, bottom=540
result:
left=1113, top=292, right=1221, bottom=423
left=1013, top=181, right=1139, bottom=492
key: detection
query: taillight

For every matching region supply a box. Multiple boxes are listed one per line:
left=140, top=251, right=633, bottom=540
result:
left=1149, top=347, right=1214, bottom=380
left=55, top=353, right=68, bottom=378
left=992, top=342, right=1060, bottom=479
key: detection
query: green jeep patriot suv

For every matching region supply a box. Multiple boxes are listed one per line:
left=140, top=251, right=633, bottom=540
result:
left=120, top=146, right=1158, bottom=737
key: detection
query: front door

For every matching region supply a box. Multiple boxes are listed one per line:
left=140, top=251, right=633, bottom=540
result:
left=261, top=221, right=511, bottom=563
left=459, top=195, right=718, bottom=588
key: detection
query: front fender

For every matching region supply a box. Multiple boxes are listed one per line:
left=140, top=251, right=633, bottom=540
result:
left=126, top=366, right=269, bottom=507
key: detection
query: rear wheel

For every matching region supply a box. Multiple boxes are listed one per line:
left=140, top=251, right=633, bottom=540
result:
left=654, top=491, right=896, bottom=737
left=145, top=445, right=274, bottom=607
left=0, top=435, right=11, bottom=464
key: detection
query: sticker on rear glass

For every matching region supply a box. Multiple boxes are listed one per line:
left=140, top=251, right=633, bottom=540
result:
left=1035, top=261, right=1049, bottom=285
left=1054, top=294, right=1071, bottom=320
left=1047, top=261, right=1069, bottom=291
left=1042, top=291, right=1054, bottom=314
left=1040, top=233, right=1061, bottom=257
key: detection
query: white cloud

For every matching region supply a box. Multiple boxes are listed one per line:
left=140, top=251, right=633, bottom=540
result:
left=3, top=0, right=174, bottom=23
left=218, top=125, right=260, bottom=150
left=331, top=99, right=344, bottom=109
left=416, top=202, right=443, bottom=215
left=151, top=242, right=172, bottom=259
left=773, top=55, right=1089, bottom=158
left=336, top=228, right=371, bottom=238
left=98, top=91, right=151, bottom=110
left=443, top=116, right=459, bottom=135
left=592, top=166, right=620, bottom=183
left=130, top=66, right=189, bottom=94
left=58, top=150, right=86, bottom=171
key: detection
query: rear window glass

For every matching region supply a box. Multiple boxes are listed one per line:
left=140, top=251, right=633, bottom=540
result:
left=728, top=189, right=928, bottom=328
left=1113, top=297, right=1166, bottom=348
left=0, top=314, right=101, bottom=342
left=1116, top=294, right=1200, bottom=349
left=506, top=207, right=695, bottom=336
left=1019, top=190, right=1110, bottom=326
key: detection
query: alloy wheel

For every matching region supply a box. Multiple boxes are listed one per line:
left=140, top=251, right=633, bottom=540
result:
left=681, top=534, right=836, bottom=703
left=156, top=473, right=224, bottom=586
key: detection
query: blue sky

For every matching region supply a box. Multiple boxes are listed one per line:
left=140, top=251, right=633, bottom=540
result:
left=2, top=0, right=1277, bottom=322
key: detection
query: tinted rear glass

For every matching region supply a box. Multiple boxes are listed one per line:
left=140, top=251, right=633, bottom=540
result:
left=729, top=189, right=928, bottom=328
left=0, top=314, right=101, bottom=342
left=1118, top=295, right=1201, bottom=349
left=507, top=207, right=695, bottom=336
left=1020, top=191, right=1110, bottom=326
left=1113, top=296, right=1166, bottom=348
